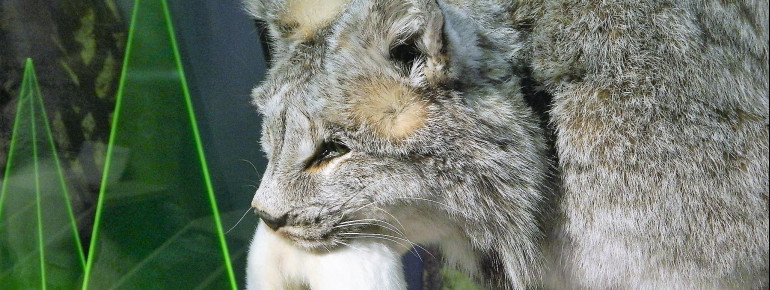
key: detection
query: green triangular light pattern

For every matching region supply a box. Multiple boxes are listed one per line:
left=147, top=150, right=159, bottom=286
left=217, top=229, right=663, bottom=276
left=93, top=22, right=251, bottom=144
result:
left=81, top=0, right=236, bottom=288
left=0, top=59, right=87, bottom=289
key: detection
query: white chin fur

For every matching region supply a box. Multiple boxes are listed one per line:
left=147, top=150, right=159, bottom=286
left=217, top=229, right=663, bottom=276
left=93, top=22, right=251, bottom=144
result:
left=246, top=221, right=407, bottom=290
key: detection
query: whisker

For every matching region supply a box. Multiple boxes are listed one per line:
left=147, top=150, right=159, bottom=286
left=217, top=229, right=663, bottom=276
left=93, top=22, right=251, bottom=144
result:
left=349, top=196, right=463, bottom=219
left=334, top=240, right=368, bottom=256
left=340, top=211, right=418, bottom=254
left=371, top=207, right=409, bottom=237
left=368, top=208, right=436, bottom=259
left=338, top=226, right=431, bottom=261
left=226, top=207, right=254, bottom=235
left=344, top=231, right=425, bottom=257
left=339, top=232, right=428, bottom=261
left=335, top=219, right=406, bottom=240
left=337, top=218, right=400, bottom=230
left=339, top=232, right=416, bottom=258
left=348, top=200, right=381, bottom=216
left=240, top=159, right=263, bottom=178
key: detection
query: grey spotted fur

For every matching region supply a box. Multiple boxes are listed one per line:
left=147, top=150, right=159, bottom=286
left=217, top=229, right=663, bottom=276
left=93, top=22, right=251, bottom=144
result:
left=244, top=0, right=769, bottom=288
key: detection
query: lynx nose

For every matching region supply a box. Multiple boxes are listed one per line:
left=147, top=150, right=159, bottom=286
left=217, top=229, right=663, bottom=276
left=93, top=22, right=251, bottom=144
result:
left=255, top=209, right=288, bottom=231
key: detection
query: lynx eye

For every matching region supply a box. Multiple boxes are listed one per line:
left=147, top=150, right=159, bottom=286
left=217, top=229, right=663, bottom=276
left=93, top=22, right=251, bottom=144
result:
left=389, top=37, right=421, bottom=71
left=308, top=140, right=350, bottom=168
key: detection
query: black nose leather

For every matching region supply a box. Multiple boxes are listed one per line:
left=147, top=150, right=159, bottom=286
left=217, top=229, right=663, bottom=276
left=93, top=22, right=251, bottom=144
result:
left=255, top=209, right=287, bottom=231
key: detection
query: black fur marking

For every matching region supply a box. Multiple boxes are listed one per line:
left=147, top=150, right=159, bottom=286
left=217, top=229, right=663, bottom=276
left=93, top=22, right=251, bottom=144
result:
left=255, top=19, right=273, bottom=67
left=480, top=249, right=512, bottom=289
left=389, top=37, right=422, bottom=74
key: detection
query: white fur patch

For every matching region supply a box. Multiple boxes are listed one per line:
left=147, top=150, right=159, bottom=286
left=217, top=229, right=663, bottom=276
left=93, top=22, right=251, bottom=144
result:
left=246, top=222, right=407, bottom=290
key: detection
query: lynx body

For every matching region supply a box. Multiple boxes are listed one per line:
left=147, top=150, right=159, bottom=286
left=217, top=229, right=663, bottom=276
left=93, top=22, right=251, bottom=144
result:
left=243, top=0, right=769, bottom=289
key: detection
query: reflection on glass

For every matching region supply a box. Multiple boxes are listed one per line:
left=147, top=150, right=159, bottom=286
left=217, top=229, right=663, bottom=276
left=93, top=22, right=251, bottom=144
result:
left=0, top=59, right=86, bottom=289
left=81, top=0, right=236, bottom=288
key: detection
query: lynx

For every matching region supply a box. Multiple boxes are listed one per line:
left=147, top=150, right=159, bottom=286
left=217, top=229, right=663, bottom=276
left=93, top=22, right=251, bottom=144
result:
left=242, top=0, right=769, bottom=289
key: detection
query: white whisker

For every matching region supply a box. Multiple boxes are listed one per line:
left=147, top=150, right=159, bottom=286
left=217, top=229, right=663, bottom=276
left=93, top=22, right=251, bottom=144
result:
left=240, top=159, right=263, bottom=179
left=339, top=231, right=433, bottom=260
left=334, top=240, right=368, bottom=256
left=226, top=208, right=254, bottom=235
left=371, top=207, right=409, bottom=237
left=367, top=208, right=436, bottom=259
left=335, top=220, right=408, bottom=242
left=337, top=218, right=405, bottom=236
left=339, top=232, right=420, bottom=260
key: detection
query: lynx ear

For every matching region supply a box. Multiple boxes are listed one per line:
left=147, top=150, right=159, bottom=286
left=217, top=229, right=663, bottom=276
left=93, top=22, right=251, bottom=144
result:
left=434, top=1, right=485, bottom=83
left=243, top=0, right=351, bottom=42
left=350, top=0, right=484, bottom=85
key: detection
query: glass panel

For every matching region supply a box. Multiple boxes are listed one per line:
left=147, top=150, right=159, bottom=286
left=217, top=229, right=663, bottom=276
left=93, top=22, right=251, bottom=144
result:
left=81, top=0, right=235, bottom=288
left=0, top=59, right=86, bottom=289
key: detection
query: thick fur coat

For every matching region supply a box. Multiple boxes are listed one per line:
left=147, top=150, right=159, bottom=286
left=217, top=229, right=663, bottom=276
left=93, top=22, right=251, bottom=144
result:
left=243, top=0, right=769, bottom=289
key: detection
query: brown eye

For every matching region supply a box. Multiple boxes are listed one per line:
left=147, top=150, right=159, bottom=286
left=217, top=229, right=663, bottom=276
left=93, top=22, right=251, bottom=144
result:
left=313, top=140, right=350, bottom=166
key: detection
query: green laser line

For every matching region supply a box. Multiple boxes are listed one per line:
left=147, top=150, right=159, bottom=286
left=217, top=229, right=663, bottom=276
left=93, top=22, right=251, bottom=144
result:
left=0, top=211, right=79, bottom=274
left=194, top=239, right=251, bottom=290
left=30, top=63, right=48, bottom=289
left=0, top=59, right=35, bottom=285
left=0, top=59, right=31, bottom=232
left=33, top=61, right=87, bottom=269
left=161, top=0, right=238, bottom=288
left=81, top=0, right=140, bottom=288
left=34, top=91, right=87, bottom=269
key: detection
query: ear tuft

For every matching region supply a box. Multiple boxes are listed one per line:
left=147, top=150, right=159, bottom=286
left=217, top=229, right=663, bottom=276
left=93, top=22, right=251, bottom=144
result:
left=347, top=76, right=428, bottom=140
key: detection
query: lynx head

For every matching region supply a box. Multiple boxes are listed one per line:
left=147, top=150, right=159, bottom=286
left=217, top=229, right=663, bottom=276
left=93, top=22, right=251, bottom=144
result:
left=245, top=1, right=548, bottom=279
